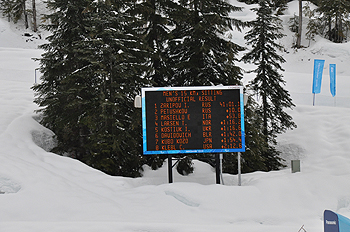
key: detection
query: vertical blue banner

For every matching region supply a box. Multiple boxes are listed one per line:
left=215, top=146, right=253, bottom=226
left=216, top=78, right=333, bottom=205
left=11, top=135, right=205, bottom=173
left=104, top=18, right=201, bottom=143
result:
left=330, top=64, right=336, bottom=97
left=312, top=59, right=325, bottom=94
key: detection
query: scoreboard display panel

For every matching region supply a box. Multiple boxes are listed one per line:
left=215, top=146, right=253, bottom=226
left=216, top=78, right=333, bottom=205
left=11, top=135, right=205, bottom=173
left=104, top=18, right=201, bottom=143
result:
left=142, top=86, right=245, bottom=155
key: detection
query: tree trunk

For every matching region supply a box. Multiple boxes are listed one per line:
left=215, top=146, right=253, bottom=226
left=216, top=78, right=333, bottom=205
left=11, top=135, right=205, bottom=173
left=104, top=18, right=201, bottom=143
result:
left=296, top=0, right=302, bottom=48
left=261, top=67, right=268, bottom=143
left=32, top=0, right=37, bottom=32
left=328, top=16, right=332, bottom=41
left=23, top=0, right=29, bottom=29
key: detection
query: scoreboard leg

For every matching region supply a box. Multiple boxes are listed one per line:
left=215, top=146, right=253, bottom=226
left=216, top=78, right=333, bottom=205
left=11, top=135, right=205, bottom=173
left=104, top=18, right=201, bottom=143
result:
left=215, top=154, right=220, bottom=184
left=238, top=152, right=242, bottom=186
left=168, top=155, right=173, bottom=183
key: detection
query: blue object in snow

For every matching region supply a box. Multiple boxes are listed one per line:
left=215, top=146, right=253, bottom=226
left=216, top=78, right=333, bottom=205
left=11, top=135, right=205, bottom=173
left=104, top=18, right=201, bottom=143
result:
left=324, top=210, right=350, bottom=232
left=312, top=59, right=325, bottom=94
left=330, top=64, right=336, bottom=97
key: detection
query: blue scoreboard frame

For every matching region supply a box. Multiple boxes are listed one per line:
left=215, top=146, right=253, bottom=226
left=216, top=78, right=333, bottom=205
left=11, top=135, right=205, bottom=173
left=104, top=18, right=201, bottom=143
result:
left=142, top=86, right=245, bottom=155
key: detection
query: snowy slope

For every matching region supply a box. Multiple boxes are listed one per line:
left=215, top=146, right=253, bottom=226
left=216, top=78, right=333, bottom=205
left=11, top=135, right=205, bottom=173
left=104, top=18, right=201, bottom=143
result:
left=1, top=1, right=350, bottom=232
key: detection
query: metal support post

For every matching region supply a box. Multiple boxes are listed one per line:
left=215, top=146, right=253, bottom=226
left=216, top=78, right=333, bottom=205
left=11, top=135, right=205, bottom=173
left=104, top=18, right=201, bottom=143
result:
left=238, top=152, right=241, bottom=186
left=220, top=153, right=224, bottom=185
left=34, top=68, right=39, bottom=84
left=168, top=155, right=173, bottom=183
left=215, top=153, right=220, bottom=184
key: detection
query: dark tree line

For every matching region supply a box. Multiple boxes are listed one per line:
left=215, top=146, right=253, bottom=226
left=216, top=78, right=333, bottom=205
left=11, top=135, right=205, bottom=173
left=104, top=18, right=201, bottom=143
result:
left=32, top=0, right=296, bottom=177
left=239, top=0, right=350, bottom=44
left=0, top=0, right=37, bottom=31
left=306, top=0, right=350, bottom=43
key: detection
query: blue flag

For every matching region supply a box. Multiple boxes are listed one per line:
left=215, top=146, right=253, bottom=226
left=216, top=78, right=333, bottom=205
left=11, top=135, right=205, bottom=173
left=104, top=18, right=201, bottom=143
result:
left=330, top=64, right=336, bottom=97
left=312, top=59, right=325, bottom=94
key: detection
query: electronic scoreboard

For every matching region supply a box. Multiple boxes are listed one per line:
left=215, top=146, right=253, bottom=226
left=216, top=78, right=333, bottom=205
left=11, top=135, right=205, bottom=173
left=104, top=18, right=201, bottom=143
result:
left=142, top=86, right=245, bottom=155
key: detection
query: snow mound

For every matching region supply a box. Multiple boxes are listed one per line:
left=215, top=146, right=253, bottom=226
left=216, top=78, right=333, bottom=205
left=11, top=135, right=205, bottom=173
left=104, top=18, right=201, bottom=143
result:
left=310, top=39, right=350, bottom=60
left=3, top=1, right=350, bottom=231
left=0, top=176, right=21, bottom=194
left=31, top=116, right=57, bottom=152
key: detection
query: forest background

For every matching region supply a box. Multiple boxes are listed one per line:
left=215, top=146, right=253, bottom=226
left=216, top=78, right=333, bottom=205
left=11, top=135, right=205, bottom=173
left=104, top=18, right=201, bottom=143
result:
left=1, top=0, right=349, bottom=177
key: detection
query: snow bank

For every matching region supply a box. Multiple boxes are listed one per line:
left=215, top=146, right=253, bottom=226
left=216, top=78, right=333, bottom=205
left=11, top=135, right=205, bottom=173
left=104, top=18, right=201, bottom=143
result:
left=1, top=1, right=350, bottom=232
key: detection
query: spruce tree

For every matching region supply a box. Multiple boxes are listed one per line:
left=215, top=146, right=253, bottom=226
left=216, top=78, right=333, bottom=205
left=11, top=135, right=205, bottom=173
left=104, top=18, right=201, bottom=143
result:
left=135, top=0, right=180, bottom=87
left=133, top=0, right=182, bottom=170
left=33, top=0, right=95, bottom=159
left=0, top=0, right=14, bottom=21
left=163, top=0, right=246, bottom=174
left=303, top=2, right=321, bottom=46
left=325, top=0, right=350, bottom=42
left=81, top=0, right=150, bottom=177
left=237, top=0, right=287, bottom=15
left=168, top=0, right=245, bottom=87
left=241, top=0, right=296, bottom=170
left=33, top=0, right=149, bottom=177
left=307, top=0, right=350, bottom=43
left=0, top=0, right=28, bottom=27
left=223, top=94, right=268, bottom=174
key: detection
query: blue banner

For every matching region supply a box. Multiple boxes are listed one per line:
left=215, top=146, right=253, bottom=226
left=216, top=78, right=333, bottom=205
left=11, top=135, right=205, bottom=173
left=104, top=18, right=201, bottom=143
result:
left=330, top=64, right=336, bottom=97
left=312, top=59, right=325, bottom=94
left=324, top=210, right=350, bottom=232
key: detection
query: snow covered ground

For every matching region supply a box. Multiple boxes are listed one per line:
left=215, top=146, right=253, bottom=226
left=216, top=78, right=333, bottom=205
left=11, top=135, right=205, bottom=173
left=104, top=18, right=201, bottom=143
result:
left=1, top=1, right=350, bottom=231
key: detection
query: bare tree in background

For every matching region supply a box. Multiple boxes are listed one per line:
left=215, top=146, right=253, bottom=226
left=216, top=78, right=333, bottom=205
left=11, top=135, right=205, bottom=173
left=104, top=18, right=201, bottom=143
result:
left=22, top=0, right=28, bottom=29
left=32, top=0, right=37, bottom=32
left=296, top=0, right=302, bottom=48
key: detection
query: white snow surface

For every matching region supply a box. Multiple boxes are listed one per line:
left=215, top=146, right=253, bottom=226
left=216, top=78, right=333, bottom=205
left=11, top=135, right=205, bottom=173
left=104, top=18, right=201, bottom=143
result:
left=1, top=1, right=350, bottom=231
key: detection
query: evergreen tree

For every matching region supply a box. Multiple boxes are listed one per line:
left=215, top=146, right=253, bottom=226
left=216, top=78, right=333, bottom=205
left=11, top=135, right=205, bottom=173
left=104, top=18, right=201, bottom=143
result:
left=0, top=0, right=14, bottom=21
left=223, top=94, right=268, bottom=174
left=271, top=0, right=288, bottom=16
left=324, top=0, right=350, bottom=42
left=237, top=0, right=288, bottom=15
left=307, top=0, right=350, bottom=43
left=168, top=0, right=245, bottom=87
left=33, top=0, right=94, bottom=160
left=135, top=0, right=179, bottom=87
left=0, top=0, right=28, bottom=27
left=163, top=0, right=246, bottom=174
left=132, top=0, right=182, bottom=170
left=33, top=0, right=149, bottom=177
left=80, top=0, right=150, bottom=176
left=241, top=0, right=296, bottom=170
left=304, top=2, right=321, bottom=46
left=33, top=0, right=283, bottom=176
left=317, top=0, right=333, bottom=39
